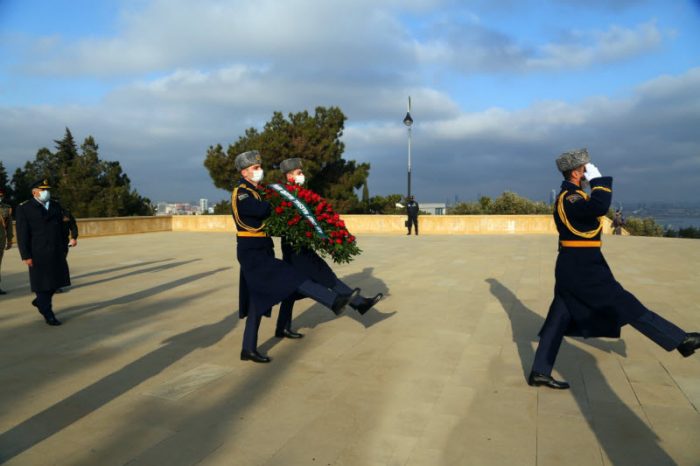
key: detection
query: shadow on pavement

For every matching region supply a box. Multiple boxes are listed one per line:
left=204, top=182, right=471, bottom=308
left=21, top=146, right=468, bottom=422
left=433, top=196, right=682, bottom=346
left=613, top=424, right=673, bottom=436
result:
left=71, top=259, right=201, bottom=290
left=70, top=258, right=176, bottom=280
left=0, top=312, right=238, bottom=463
left=58, top=266, right=231, bottom=322
left=477, top=278, right=675, bottom=466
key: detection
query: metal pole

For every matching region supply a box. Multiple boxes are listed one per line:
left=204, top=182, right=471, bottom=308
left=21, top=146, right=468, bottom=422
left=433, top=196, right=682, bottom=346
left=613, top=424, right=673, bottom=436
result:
left=407, top=125, right=412, bottom=198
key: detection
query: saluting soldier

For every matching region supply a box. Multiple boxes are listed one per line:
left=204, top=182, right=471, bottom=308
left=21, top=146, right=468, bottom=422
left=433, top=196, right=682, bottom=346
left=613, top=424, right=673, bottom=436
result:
left=15, top=179, right=70, bottom=326
left=0, top=187, right=13, bottom=295
left=274, top=158, right=383, bottom=339
left=528, top=149, right=700, bottom=389
left=232, top=151, right=358, bottom=363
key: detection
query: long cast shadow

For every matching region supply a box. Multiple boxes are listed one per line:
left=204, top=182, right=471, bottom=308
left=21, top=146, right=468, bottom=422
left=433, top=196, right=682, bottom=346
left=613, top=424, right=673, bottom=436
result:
left=70, top=259, right=201, bottom=290
left=485, top=278, right=676, bottom=466
left=0, top=312, right=238, bottom=463
left=258, top=267, right=396, bottom=355
left=57, top=266, right=231, bottom=322
left=70, top=259, right=175, bottom=280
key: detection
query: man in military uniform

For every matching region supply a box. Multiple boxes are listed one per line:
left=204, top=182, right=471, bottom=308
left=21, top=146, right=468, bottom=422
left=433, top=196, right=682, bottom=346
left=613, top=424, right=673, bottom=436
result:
left=15, top=179, right=70, bottom=326
left=0, top=188, right=13, bottom=295
left=232, top=151, right=358, bottom=363
left=528, top=149, right=700, bottom=389
left=274, top=158, right=383, bottom=339
left=406, top=195, right=419, bottom=235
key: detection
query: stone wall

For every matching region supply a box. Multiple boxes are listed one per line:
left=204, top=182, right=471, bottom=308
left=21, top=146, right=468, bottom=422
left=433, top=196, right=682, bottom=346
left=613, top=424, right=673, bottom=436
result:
left=74, top=216, right=172, bottom=237
left=16, top=214, right=617, bottom=238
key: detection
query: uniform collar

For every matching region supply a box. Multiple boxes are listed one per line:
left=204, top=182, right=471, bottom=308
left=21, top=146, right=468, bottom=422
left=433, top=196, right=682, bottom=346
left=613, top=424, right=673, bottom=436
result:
left=561, top=180, right=580, bottom=191
left=239, top=178, right=258, bottom=190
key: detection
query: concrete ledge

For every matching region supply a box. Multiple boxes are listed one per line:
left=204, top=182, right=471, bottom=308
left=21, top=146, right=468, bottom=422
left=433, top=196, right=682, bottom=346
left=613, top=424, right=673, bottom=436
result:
left=170, top=214, right=616, bottom=235
left=75, top=216, right=172, bottom=237
left=28, top=214, right=617, bottom=238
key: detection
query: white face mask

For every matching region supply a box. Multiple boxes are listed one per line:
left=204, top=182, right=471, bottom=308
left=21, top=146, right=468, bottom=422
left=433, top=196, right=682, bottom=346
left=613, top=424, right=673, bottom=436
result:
left=38, top=190, right=51, bottom=202
left=294, top=174, right=305, bottom=185
left=251, top=169, right=264, bottom=183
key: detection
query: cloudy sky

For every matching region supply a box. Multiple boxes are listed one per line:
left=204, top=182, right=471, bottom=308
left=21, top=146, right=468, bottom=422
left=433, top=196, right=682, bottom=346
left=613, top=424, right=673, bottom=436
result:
left=1, top=0, right=699, bottom=205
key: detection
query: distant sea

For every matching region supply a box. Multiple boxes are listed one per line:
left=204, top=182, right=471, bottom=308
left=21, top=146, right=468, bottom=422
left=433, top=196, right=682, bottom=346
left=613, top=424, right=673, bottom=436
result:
left=650, top=216, right=700, bottom=230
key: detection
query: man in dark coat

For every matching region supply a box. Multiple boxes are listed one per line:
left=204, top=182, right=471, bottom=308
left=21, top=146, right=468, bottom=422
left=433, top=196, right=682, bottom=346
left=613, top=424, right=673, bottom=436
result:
left=274, top=158, right=383, bottom=339
left=406, top=195, right=419, bottom=235
left=15, top=179, right=70, bottom=326
left=528, top=149, right=700, bottom=389
left=232, top=151, right=358, bottom=363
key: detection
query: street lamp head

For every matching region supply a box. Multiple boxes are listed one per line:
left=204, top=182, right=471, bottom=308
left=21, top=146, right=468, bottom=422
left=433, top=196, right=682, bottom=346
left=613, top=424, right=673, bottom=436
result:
left=403, top=112, right=413, bottom=127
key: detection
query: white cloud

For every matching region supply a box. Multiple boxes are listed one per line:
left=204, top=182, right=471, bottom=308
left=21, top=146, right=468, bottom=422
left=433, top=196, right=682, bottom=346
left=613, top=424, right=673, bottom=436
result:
left=416, top=20, right=665, bottom=73
left=529, top=21, right=662, bottom=69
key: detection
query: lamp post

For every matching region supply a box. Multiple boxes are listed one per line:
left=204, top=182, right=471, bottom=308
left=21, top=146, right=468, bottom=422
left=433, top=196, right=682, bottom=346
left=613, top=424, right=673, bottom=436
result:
left=403, top=96, right=413, bottom=198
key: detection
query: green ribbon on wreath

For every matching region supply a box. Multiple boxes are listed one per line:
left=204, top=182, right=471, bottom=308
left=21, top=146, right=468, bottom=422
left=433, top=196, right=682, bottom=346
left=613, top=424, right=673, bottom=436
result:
left=268, top=183, right=328, bottom=239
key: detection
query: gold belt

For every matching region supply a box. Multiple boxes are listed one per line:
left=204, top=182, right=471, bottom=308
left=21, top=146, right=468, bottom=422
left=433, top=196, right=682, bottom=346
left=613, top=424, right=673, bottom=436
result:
left=560, top=240, right=601, bottom=248
left=236, top=231, right=268, bottom=238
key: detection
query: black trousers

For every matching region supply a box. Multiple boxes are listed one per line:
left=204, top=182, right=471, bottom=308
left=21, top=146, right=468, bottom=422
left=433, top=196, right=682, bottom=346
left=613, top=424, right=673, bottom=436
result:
left=532, top=295, right=687, bottom=375
left=35, top=290, right=57, bottom=318
left=243, top=279, right=347, bottom=352
left=407, top=216, right=418, bottom=235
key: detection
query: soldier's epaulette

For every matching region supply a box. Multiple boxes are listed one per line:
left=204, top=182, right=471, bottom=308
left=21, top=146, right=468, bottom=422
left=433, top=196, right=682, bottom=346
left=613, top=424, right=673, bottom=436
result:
left=19, top=200, right=29, bottom=205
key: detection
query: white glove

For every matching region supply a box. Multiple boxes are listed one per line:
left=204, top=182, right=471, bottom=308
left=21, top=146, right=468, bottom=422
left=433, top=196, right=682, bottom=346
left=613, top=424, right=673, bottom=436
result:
left=395, top=203, right=404, bottom=208
left=584, top=163, right=602, bottom=180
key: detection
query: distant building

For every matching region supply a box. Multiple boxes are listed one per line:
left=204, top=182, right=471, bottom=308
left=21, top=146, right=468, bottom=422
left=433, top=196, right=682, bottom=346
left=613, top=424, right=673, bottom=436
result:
left=421, top=203, right=446, bottom=215
left=156, top=202, right=169, bottom=216
left=200, top=198, right=208, bottom=213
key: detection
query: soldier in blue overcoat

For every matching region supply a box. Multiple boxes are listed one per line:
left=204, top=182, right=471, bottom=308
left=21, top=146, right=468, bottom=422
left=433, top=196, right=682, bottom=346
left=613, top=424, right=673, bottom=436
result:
left=274, top=158, right=383, bottom=339
left=528, top=149, right=700, bottom=389
left=15, top=179, right=70, bottom=326
left=232, top=151, right=358, bottom=363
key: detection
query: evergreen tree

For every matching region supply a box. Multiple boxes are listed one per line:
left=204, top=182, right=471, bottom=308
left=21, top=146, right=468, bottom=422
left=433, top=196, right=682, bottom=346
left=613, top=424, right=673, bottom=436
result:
left=0, top=161, right=11, bottom=200
left=204, top=106, right=370, bottom=213
left=10, top=129, right=153, bottom=217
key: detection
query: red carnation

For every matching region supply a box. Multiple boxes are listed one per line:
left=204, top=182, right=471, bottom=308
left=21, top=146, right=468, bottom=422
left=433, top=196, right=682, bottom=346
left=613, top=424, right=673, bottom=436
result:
left=275, top=207, right=284, bottom=214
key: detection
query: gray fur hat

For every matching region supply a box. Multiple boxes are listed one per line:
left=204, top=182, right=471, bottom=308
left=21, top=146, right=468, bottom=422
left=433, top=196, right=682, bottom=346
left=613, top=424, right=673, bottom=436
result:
left=556, top=148, right=590, bottom=172
left=235, top=150, right=263, bottom=171
left=279, top=158, right=303, bottom=174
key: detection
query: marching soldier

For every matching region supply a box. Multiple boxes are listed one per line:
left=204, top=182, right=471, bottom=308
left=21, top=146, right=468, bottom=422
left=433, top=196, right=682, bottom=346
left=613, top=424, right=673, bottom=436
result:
left=232, top=151, right=358, bottom=363
left=274, top=158, right=383, bottom=339
left=15, top=179, right=71, bottom=326
left=406, top=195, right=419, bottom=235
left=528, top=149, right=700, bottom=389
left=0, top=188, right=13, bottom=295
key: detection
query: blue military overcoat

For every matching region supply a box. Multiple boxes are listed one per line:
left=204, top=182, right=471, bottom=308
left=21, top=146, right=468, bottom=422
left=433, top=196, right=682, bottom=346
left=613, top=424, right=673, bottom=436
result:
left=232, top=179, right=305, bottom=318
left=542, top=176, right=646, bottom=338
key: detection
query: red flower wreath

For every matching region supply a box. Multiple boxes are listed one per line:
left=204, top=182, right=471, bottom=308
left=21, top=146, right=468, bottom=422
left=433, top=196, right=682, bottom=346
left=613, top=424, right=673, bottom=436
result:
left=258, top=183, right=361, bottom=264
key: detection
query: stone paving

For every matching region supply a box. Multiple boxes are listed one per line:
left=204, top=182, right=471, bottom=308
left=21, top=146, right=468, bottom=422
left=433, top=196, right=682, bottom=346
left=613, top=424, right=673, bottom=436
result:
left=0, top=232, right=699, bottom=466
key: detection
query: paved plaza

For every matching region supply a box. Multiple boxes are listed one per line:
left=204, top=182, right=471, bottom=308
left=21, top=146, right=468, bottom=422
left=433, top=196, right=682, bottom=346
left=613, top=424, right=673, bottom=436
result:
left=0, top=232, right=699, bottom=466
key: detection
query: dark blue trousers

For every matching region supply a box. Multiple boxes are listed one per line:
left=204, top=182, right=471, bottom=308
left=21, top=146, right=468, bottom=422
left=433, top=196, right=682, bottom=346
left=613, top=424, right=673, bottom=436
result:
left=532, top=295, right=687, bottom=375
left=245, top=279, right=349, bottom=352
left=242, top=312, right=262, bottom=352
left=276, top=279, right=357, bottom=332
